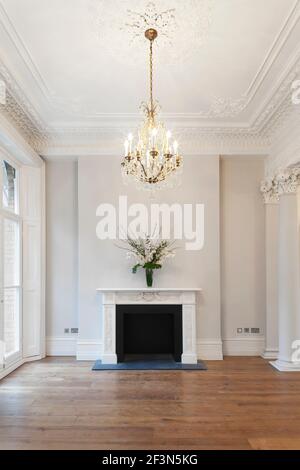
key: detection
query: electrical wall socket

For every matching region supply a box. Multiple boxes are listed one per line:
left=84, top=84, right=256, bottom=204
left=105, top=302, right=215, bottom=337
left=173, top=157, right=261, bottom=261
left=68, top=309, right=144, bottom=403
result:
left=251, top=328, right=260, bottom=334
left=64, top=328, right=78, bottom=334
left=237, top=327, right=260, bottom=335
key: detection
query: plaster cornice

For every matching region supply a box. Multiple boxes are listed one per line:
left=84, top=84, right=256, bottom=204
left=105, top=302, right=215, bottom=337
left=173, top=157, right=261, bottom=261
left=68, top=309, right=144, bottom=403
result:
left=0, top=1, right=300, bottom=158
left=0, top=51, right=298, bottom=158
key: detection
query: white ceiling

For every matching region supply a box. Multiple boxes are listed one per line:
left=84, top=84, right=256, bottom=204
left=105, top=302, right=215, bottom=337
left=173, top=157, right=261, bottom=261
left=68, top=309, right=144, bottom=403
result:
left=0, top=0, right=300, bottom=155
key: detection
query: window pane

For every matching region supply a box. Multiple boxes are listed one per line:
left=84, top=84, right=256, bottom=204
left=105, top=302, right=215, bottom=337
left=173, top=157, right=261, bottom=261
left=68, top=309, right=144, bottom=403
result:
left=4, top=288, right=20, bottom=357
left=4, top=218, right=20, bottom=287
left=2, top=160, right=17, bottom=212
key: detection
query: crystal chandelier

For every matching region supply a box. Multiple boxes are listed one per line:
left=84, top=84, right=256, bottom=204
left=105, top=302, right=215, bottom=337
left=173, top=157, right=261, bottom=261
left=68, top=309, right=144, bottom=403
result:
left=121, top=28, right=183, bottom=190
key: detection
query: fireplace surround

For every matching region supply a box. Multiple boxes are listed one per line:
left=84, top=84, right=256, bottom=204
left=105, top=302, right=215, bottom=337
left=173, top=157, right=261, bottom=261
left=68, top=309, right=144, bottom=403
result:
left=97, top=288, right=201, bottom=364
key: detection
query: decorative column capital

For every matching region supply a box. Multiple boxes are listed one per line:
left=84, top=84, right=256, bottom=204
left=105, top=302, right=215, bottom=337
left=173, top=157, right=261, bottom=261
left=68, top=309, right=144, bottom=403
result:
left=260, top=177, right=280, bottom=204
left=261, top=167, right=300, bottom=203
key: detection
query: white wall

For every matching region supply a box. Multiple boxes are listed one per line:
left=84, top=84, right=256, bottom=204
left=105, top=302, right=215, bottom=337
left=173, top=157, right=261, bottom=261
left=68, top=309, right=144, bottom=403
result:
left=46, top=161, right=78, bottom=339
left=77, top=155, right=222, bottom=352
left=45, top=154, right=267, bottom=358
left=220, top=156, right=266, bottom=354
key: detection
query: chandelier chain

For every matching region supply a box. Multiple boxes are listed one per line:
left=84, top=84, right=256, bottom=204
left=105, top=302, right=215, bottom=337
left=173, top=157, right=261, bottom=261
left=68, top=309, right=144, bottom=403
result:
left=150, top=39, right=154, bottom=113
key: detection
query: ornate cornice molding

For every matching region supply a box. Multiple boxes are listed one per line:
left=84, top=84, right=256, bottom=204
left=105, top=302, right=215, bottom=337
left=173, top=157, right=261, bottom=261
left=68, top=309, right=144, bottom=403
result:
left=35, top=128, right=270, bottom=158
left=252, top=52, right=300, bottom=137
left=0, top=1, right=299, bottom=157
left=0, top=60, right=49, bottom=148
left=261, top=166, right=300, bottom=202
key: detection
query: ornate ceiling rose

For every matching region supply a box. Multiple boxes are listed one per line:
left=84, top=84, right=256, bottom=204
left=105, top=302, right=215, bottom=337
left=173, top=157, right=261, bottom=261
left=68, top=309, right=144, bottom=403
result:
left=93, top=0, right=215, bottom=66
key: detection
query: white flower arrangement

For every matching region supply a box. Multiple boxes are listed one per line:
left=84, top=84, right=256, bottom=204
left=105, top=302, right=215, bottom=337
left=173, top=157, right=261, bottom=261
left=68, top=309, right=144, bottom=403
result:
left=117, top=235, right=177, bottom=286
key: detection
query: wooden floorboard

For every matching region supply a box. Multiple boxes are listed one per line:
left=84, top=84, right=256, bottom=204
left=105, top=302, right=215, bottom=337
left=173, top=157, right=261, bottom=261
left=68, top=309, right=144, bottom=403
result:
left=0, top=357, right=300, bottom=450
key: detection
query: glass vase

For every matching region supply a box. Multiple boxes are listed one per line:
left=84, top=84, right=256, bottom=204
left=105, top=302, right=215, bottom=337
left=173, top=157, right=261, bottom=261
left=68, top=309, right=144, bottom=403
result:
left=145, top=268, right=153, bottom=287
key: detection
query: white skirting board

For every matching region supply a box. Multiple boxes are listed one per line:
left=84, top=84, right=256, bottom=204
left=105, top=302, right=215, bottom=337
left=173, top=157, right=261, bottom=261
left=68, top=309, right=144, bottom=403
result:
left=197, top=339, right=223, bottom=360
left=261, top=348, right=279, bottom=360
left=76, top=340, right=103, bottom=361
left=197, top=338, right=265, bottom=359
left=223, top=337, right=265, bottom=356
left=78, top=339, right=224, bottom=361
left=47, top=338, right=224, bottom=361
left=46, top=337, right=77, bottom=356
left=46, top=337, right=266, bottom=360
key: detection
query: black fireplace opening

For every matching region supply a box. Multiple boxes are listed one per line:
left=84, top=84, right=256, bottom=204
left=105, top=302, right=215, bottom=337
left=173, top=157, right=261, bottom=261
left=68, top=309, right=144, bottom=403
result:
left=116, top=305, right=183, bottom=363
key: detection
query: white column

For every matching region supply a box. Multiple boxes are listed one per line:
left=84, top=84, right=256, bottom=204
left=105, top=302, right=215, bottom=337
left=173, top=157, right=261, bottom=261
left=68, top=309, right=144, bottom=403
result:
left=271, top=170, right=300, bottom=371
left=262, top=199, right=279, bottom=359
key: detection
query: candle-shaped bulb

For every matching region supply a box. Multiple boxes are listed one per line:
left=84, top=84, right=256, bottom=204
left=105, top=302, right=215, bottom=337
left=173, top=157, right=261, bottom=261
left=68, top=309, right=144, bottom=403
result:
left=124, top=140, right=129, bottom=156
left=166, top=130, right=172, bottom=153
left=128, top=133, right=133, bottom=154
left=173, top=140, right=179, bottom=155
left=152, top=128, right=158, bottom=149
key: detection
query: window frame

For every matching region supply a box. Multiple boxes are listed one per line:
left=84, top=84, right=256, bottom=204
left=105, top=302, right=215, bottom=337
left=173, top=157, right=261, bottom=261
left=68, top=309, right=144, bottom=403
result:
left=2, top=157, right=20, bottom=216
left=0, top=153, right=22, bottom=367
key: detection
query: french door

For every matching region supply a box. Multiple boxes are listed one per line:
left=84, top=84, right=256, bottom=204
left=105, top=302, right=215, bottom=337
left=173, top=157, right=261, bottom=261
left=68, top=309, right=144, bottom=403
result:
left=0, top=158, right=22, bottom=369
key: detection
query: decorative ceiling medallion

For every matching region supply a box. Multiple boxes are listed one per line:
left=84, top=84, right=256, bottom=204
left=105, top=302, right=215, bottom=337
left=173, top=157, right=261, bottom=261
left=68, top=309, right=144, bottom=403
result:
left=93, top=0, right=215, bottom=66
left=125, top=2, right=176, bottom=45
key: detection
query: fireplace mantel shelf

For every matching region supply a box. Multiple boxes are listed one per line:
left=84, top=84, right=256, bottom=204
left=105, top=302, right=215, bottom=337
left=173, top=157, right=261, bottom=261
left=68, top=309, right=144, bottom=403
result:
left=97, top=288, right=202, bottom=292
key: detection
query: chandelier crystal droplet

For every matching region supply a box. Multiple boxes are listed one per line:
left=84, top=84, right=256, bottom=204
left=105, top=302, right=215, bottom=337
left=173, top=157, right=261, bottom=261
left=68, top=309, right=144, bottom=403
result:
left=121, top=28, right=183, bottom=190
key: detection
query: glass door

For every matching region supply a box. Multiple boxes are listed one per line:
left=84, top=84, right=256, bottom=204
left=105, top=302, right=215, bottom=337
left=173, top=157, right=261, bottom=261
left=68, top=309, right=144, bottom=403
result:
left=0, top=158, right=22, bottom=369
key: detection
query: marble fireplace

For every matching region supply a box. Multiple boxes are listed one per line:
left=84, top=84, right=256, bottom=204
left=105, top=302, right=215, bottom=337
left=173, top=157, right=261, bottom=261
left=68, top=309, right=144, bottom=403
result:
left=97, top=288, right=201, bottom=364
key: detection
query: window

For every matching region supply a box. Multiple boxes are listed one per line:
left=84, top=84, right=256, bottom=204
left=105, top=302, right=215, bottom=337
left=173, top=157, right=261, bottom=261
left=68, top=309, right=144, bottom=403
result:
left=2, top=160, right=18, bottom=213
left=4, top=287, right=20, bottom=358
left=3, top=218, right=20, bottom=358
left=0, top=159, right=22, bottom=366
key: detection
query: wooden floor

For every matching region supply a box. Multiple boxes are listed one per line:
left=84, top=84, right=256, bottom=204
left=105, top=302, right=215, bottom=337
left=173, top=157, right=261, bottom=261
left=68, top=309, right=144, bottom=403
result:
left=0, top=357, right=300, bottom=450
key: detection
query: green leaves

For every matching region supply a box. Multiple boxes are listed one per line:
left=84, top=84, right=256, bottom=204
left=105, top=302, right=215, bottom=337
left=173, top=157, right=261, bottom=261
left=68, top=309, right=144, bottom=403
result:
left=132, top=264, right=141, bottom=274
left=143, top=262, right=162, bottom=270
left=132, top=262, right=162, bottom=274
